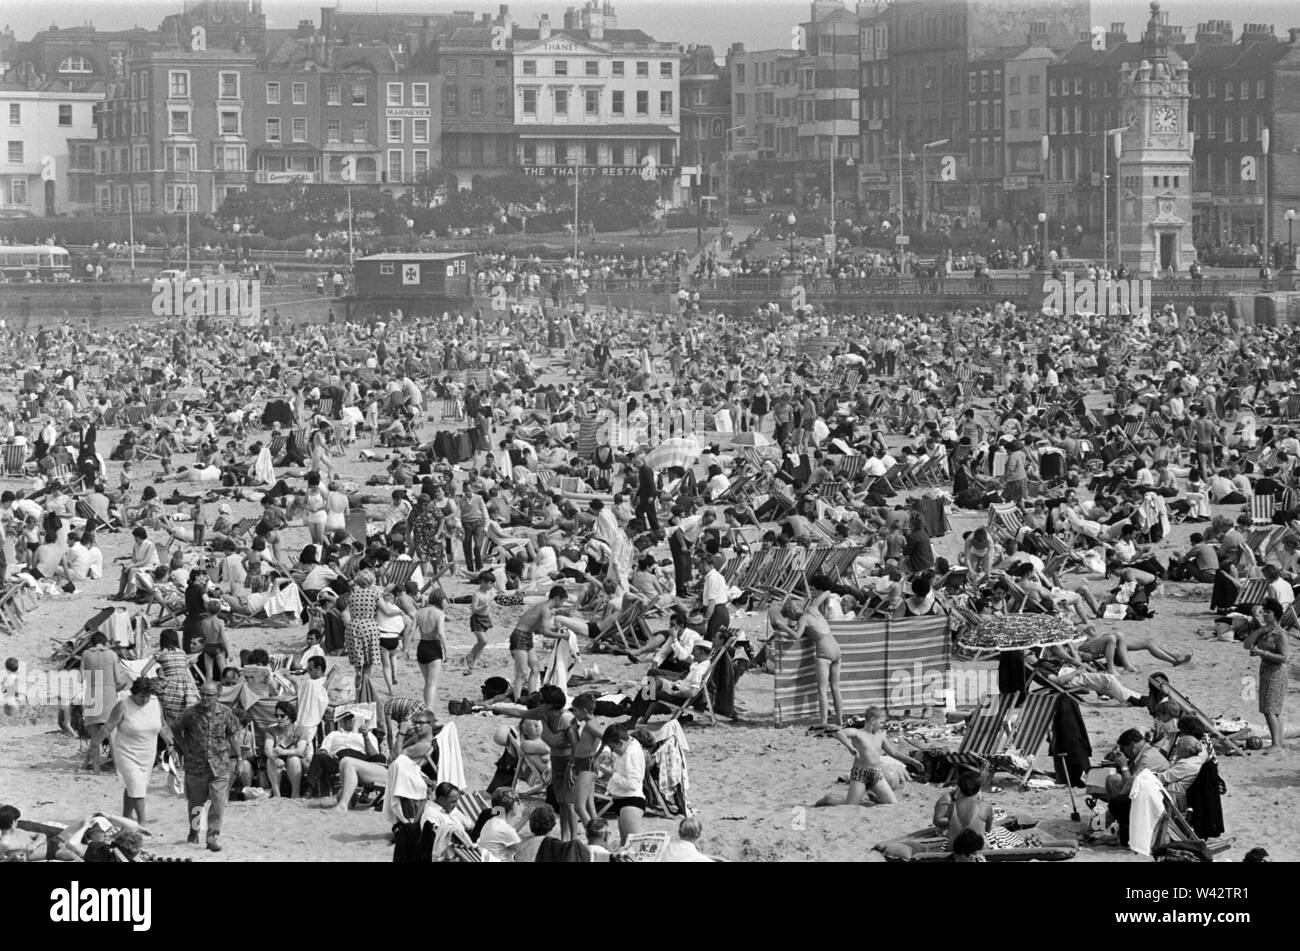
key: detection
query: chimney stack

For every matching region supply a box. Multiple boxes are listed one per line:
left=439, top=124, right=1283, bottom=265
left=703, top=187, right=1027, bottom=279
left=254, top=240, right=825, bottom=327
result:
left=539, top=13, right=551, bottom=39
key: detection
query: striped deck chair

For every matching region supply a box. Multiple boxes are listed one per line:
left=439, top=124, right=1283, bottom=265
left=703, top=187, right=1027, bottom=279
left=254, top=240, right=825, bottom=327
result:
left=2, top=444, right=26, bottom=476
left=439, top=398, right=466, bottom=422
left=987, top=503, right=1025, bottom=545
left=535, top=470, right=555, bottom=493
left=650, top=631, right=741, bottom=726
left=836, top=455, right=865, bottom=481
left=1248, top=494, right=1277, bottom=526
left=0, top=584, right=29, bottom=634
left=1148, top=672, right=1244, bottom=756
left=451, top=790, right=490, bottom=832
left=734, top=447, right=767, bottom=472
left=384, top=560, right=420, bottom=590
left=768, top=482, right=797, bottom=518
left=942, top=691, right=1059, bottom=788
left=269, top=433, right=288, bottom=459
left=120, top=405, right=148, bottom=427
left=807, top=520, right=838, bottom=546
left=589, top=601, right=649, bottom=654
left=1245, top=525, right=1283, bottom=560
left=1232, top=578, right=1271, bottom=607
left=576, top=418, right=600, bottom=461
left=1286, top=395, right=1300, bottom=420
left=316, top=397, right=336, bottom=419
left=230, top=517, right=260, bottom=540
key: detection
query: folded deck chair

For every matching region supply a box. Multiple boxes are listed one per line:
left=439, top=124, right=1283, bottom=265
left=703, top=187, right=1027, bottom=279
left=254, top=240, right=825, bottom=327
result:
left=1147, top=672, right=1244, bottom=756
left=940, top=691, right=1060, bottom=788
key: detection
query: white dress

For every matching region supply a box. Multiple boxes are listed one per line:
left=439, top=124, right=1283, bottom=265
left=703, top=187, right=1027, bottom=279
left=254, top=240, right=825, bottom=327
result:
left=112, top=696, right=163, bottom=798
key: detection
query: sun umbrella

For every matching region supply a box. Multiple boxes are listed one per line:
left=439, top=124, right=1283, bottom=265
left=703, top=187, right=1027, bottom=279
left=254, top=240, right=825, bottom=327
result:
left=729, top=431, right=773, bottom=448
left=956, top=614, right=1085, bottom=654
left=644, top=437, right=701, bottom=470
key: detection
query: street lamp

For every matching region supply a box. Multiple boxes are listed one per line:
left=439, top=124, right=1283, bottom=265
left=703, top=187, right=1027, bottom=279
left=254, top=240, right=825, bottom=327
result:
left=1037, top=211, right=1048, bottom=270
left=919, top=138, right=949, bottom=233
left=787, top=212, right=797, bottom=262
left=570, top=155, right=581, bottom=263
left=1102, top=127, right=1128, bottom=272
left=1287, top=208, right=1296, bottom=271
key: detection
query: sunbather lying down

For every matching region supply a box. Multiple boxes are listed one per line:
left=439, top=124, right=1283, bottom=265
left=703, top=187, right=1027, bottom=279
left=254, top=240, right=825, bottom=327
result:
left=1, top=806, right=151, bottom=862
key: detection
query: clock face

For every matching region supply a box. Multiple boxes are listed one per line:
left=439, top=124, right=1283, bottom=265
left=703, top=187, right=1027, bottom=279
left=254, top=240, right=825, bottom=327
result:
left=1154, top=106, right=1178, bottom=133
left=1126, top=107, right=1139, bottom=131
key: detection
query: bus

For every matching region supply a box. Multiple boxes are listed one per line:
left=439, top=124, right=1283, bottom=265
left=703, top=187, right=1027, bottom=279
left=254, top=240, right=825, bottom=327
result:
left=0, top=245, right=72, bottom=282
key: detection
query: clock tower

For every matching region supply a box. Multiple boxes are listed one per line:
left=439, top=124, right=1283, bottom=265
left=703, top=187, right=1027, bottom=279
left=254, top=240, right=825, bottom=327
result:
left=1117, top=2, right=1195, bottom=276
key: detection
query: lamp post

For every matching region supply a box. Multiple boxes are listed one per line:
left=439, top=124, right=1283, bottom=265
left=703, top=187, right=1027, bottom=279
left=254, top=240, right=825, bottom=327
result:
left=919, top=138, right=948, bottom=233
left=570, top=155, right=581, bottom=263
left=787, top=212, right=797, bottom=263
left=1102, top=127, right=1128, bottom=272
left=1287, top=208, right=1296, bottom=271
left=1037, top=211, right=1048, bottom=270
left=1113, top=130, right=1124, bottom=273
left=1262, top=126, right=1270, bottom=264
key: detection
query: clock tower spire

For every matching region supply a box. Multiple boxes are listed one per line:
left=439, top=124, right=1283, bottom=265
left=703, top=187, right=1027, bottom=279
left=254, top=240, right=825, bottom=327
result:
left=1117, top=2, right=1195, bottom=276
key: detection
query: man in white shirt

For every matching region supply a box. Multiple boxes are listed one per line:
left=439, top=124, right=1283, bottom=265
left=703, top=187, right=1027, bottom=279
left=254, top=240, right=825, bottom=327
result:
left=700, top=553, right=731, bottom=641
left=662, top=817, right=715, bottom=862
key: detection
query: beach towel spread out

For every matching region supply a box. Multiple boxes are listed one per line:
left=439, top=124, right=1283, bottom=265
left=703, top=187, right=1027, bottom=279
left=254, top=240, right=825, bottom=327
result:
left=435, top=720, right=467, bottom=792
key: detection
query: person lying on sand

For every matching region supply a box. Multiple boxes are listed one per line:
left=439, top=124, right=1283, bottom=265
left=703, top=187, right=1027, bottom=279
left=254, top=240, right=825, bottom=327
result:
left=815, top=706, right=923, bottom=806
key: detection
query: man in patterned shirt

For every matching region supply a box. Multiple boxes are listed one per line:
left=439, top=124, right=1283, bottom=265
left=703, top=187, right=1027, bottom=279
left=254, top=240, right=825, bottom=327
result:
left=174, top=682, right=243, bottom=852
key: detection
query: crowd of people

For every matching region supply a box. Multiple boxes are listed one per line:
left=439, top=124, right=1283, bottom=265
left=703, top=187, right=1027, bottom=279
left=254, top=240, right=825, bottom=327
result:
left=0, top=246, right=1294, bottom=863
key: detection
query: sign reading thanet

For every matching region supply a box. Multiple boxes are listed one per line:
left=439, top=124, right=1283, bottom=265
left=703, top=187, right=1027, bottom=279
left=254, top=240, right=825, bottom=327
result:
left=152, top=277, right=261, bottom=319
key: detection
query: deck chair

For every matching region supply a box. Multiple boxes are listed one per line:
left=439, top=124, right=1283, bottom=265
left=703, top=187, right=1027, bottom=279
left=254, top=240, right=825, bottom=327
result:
left=229, top=517, right=260, bottom=541
left=0, top=582, right=34, bottom=635
left=345, top=510, right=368, bottom=543
left=987, top=502, right=1026, bottom=545
left=1147, top=672, right=1244, bottom=755
left=1248, top=494, right=1277, bottom=526
left=2, top=444, right=26, bottom=476
left=507, top=730, right=551, bottom=799
left=383, top=560, right=420, bottom=590
left=940, top=691, right=1060, bottom=788
left=649, top=631, right=740, bottom=726
left=588, top=600, right=649, bottom=654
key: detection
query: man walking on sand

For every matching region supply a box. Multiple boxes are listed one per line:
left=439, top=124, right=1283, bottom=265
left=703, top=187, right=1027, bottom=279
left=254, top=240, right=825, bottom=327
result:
left=174, top=682, right=242, bottom=852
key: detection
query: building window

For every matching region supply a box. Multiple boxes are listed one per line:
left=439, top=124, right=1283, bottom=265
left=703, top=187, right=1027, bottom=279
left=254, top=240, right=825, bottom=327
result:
left=169, top=71, right=190, bottom=99
left=1009, top=109, right=1020, bottom=130
left=636, top=91, right=648, bottom=115
left=413, top=83, right=428, bottom=106
left=387, top=149, right=403, bottom=182
left=413, top=149, right=429, bottom=177
left=660, top=142, right=673, bottom=165
left=445, top=85, right=459, bottom=114
left=220, top=110, right=240, bottom=134
left=660, top=61, right=673, bottom=79
left=522, top=89, right=536, bottom=116
left=215, top=145, right=243, bottom=171
left=325, top=83, right=340, bottom=105
left=1028, top=75, right=1039, bottom=94
left=6, top=103, right=19, bottom=125
left=522, top=60, right=536, bottom=76
left=636, top=61, right=649, bottom=78
left=352, top=119, right=368, bottom=143
left=58, top=54, right=92, bottom=74
left=470, top=88, right=483, bottom=115
left=612, top=91, right=624, bottom=116
left=611, top=145, right=625, bottom=165
left=351, top=84, right=367, bottom=105
left=10, top=177, right=27, bottom=205
left=1027, top=108, right=1039, bottom=129
left=413, top=118, right=428, bottom=144
left=660, top=91, right=673, bottom=115
left=326, top=118, right=341, bottom=142
left=388, top=118, right=403, bottom=143
left=586, top=143, right=598, bottom=165
left=555, top=60, right=568, bottom=77
left=585, top=88, right=600, bottom=116
left=7, top=141, right=22, bottom=163
left=554, top=89, right=568, bottom=116
left=265, top=117, right=281, bottom=142
left=165, top=145, right=195, bottom=171
left=612, top=61, right=625, bottom=77
left=522, top=143, right=537, bottom=165
left=387, top=83, right=403, bottom=106
left=1256, top=80, right=1266, bottom=100
left=292, top=118, right=307, bottom=142
left=169, top=110, right=191, bottom=135
left=470, top=59, right=484, bottom=77
left=266, top=81, right=280, bottom=104
left=555, top=143, right=568, bottom=165
left=219, top=72, right=239, bottom=99
left=1008, top=76, right=1019, bottom=95
left=496, top=87, right=508, bottom=115
left=292, top=82, right=306, bottom=105
left=586, top=60, right=599, bottom=77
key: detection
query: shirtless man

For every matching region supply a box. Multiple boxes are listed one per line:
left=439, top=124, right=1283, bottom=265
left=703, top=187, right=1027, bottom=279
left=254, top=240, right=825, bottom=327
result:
left=815, top=706, right=922, bottom=806
left=509, top=585, right=568, bottom=701
left=569, top=692, right=617, bottom=829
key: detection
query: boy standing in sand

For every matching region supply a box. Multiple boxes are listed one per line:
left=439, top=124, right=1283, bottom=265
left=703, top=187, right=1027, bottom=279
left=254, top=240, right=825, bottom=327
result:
left=816, top=707, right=922, bottom=806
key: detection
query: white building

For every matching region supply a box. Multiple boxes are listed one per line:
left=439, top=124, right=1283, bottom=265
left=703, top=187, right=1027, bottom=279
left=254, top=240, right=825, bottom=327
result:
left=510, top=3, right=679, bottom=182
left=0, top=81, right=102, bottom=215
